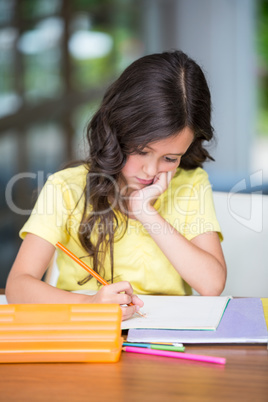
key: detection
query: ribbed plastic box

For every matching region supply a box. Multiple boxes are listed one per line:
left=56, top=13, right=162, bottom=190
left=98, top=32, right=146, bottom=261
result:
left=0, top=304, right=123, bottom=363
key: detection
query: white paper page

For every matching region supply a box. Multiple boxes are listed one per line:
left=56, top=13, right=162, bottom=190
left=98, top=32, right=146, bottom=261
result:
left=121, top=295, right=231, bottom=330
left=0, top=295, right=7, bottom=304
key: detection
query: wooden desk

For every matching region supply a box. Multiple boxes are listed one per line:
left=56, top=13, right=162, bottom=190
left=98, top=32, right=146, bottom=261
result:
left=1, top=289, right=267, bottom=401
left=0, top=343, right=267, bottom=401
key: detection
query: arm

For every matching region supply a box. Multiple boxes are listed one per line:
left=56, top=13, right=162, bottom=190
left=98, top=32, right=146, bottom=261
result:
left=129, top=172, right=227, bottom=295
left=5, top=233, right=143, bottom=320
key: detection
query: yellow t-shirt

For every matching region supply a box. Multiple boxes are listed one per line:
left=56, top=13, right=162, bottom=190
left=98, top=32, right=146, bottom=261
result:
left=20, top=165, right=222, bottom=295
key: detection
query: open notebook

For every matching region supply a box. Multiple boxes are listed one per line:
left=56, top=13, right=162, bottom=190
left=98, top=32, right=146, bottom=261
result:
left=127, top=298, right=268, bottom=343
left=121, top=295, right=231, bottom=331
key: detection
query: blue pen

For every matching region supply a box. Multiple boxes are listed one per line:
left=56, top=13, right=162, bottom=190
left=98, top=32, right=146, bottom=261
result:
left=122, top=342, right=185, bottom=352
left=123, top=342, right=151, bottom=348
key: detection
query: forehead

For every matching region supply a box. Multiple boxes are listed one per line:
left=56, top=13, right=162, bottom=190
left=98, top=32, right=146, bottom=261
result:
left=146, top=127, right=194, bottom=153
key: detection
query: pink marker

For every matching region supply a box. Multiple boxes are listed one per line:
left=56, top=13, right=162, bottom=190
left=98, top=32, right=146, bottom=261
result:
left=123, top=346, right=226, bottom=365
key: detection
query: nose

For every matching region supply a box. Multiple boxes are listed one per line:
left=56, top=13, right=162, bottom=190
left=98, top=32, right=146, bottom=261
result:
left=142, top=159, right=159, bottom=177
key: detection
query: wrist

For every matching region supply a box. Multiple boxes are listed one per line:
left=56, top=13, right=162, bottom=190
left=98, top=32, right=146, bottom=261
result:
left=135, top=204, right=158, bottom=224
left=74, top=292, right=95, bottom=304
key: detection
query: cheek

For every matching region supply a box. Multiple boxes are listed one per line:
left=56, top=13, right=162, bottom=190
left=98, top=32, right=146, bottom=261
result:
left=122, top=156, right=140, bottom=176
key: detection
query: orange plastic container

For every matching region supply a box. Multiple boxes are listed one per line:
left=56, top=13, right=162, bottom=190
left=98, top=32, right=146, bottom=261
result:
left=0, top=304, right=123, bottom=363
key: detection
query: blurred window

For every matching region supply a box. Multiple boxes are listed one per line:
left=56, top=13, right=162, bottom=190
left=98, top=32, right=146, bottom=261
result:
left=0, top=0, right=266, bottom=288
left=0, top=0, right=144, bottom=287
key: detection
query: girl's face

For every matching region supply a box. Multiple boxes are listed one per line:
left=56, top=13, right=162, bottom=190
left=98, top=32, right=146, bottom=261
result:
left=121, top=127, right=194, bottom=191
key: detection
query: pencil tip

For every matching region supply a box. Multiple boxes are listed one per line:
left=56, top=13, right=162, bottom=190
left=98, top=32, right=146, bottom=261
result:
left=136, top=310, right=147, bottom=318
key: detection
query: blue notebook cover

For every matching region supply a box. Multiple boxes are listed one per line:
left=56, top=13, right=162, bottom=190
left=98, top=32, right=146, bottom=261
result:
left=127, top=298, right=268, bottom=344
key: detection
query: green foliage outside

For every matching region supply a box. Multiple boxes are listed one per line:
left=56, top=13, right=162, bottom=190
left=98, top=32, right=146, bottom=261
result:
left=257, top=0, right=268, bottom=137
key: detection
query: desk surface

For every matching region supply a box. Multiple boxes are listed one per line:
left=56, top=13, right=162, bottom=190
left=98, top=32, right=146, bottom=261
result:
left=1, top=290, right=267, bottom=401
left=0, top=344, right=267, bottom=402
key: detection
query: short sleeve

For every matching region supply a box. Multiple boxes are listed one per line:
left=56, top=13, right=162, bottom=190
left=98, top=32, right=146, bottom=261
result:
left=183, top=169, right=222, bottom=241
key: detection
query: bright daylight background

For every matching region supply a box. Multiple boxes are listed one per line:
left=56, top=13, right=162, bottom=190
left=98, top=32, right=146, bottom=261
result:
left=0, top=0, right=267, bottom=289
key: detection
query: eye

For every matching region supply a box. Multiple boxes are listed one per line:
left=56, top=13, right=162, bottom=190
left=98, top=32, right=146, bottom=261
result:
left=136, top=150, right=148, bottom=156
left=164, top=156, right=178, bottom=163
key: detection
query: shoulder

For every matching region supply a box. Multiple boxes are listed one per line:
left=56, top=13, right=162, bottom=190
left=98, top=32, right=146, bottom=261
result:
left=156, top=167, right=212, bottom=210
left=172, top=167, right=209, bottom=187
left=39, top=164, right=89, bottom=209
left=167, top=167, right=211, bottom=198
left=47, top=164, right=88, bottom=188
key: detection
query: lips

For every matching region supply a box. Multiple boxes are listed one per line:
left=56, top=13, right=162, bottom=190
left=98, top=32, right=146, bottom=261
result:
left=136, top=177, right=154, bottom=185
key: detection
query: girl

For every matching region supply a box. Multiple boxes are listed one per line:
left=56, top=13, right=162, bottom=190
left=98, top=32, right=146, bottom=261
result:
left=6, top=50, right=227, bottom=320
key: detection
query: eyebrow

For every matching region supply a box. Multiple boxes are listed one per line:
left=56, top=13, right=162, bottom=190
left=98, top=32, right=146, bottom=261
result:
left=166, top=153, right=184, bottom=156
left=144, top=145, right=184, bottom=156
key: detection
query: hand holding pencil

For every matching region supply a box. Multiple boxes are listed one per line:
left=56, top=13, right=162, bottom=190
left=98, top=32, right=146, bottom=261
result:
left=90, top=281, right=144, bottom=318
left=56, top=242, right=144, bottom=320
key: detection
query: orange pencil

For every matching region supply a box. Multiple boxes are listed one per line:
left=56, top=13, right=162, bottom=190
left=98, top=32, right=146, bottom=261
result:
left=56, top=242, right=145, bottom=317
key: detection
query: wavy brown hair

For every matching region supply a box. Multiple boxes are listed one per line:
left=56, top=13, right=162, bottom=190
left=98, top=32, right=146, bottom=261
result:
left=77, top=50, right=215, bottom=285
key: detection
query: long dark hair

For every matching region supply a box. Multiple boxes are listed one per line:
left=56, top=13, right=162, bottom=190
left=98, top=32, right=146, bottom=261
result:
left=77, top=50, right=214, bottom=285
